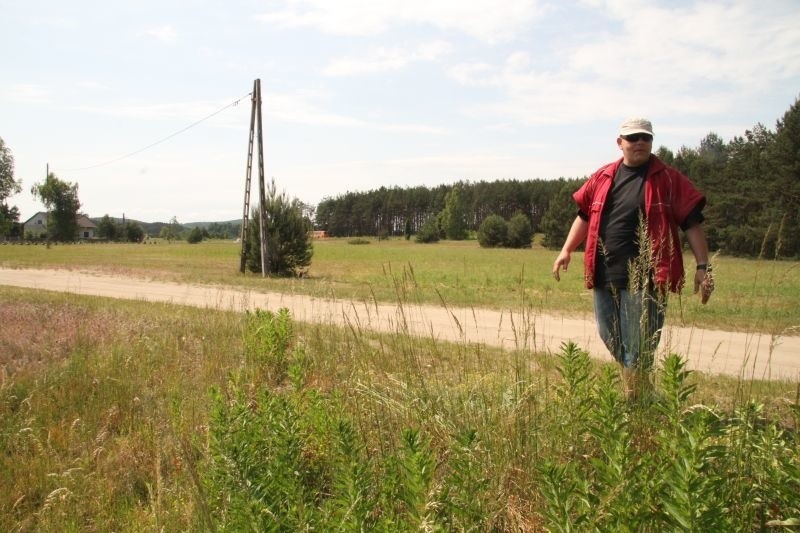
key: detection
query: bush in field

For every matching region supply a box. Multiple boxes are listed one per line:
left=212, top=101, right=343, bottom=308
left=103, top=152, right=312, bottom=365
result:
left=186, top=227, right=204, bottom=244
left=415, top=216, right=440, bottom=243
left=477, top=214, right=507, bottom=247
left=506, top=211, right=533, bottom=248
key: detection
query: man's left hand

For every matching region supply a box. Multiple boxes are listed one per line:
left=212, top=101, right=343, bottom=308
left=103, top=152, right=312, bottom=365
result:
left=694, top=269, right=714, bottom=305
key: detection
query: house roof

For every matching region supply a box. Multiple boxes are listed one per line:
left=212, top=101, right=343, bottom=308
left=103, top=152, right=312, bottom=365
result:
left=23, top=212, right=97, bottom=229
left=22, top=211, right=47, bottom=225
left=76, top=215, right=97, bottom=229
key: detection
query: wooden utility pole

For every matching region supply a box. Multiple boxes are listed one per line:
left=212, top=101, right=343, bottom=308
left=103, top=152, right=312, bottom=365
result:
left=239, top=79, right=268, bottom=276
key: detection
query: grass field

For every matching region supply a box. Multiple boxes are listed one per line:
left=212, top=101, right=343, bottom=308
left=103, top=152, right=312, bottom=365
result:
left=2, top=237, right=799, bottom=334
left=1, top=239, right=799, bottom=530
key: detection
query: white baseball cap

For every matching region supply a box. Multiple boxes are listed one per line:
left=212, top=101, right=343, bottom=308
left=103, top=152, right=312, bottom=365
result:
left=619, top=117, right=653, bottom=137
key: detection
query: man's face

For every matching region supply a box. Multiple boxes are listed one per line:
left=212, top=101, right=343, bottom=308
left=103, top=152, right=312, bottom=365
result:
left=617, top=133, right=653, bottom=166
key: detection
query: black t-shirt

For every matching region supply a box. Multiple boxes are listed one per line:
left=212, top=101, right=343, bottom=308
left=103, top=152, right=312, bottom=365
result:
left=576, top=163, right=707, bottom=289
left=595, top=162, right=648, bottom=288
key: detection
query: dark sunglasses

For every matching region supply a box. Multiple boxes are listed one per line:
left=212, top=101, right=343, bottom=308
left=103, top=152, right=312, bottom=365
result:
left=621, top=133, right=653, bottom=143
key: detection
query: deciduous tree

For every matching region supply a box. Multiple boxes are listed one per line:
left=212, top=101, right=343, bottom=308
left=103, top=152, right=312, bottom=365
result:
left=31, top=172, right=81, bottom=241
left=124, top=221, right=145, bottom=243
left=159, top=217, right=182, bottom=242
left=97, top=214, right=118, bottom=240
left=441, top=185, right=468, bottom=240
left=0, top=137, right=21, bottom=237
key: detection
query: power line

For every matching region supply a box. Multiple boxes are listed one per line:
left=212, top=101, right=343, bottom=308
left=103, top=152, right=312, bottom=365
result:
left=56, top=92, right=252, bottom=172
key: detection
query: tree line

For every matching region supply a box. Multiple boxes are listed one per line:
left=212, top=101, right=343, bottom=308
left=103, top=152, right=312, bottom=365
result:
left=315, top=179, right=569, bottom=241
left=314, top=97, right=800, bottom=257
left=662, top=100, right=800, bottom=257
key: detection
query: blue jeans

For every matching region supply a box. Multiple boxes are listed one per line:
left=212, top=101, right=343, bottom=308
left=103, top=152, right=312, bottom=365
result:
left=593, top=287, right=666, bottom=369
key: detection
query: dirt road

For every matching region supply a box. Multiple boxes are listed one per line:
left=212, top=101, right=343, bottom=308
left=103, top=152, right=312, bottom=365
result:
left=2, top=267, right=797, bottom=380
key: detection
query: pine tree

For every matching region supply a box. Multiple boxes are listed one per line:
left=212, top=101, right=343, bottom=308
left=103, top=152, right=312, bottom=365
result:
left=541, top=181, right=579, bottom=250
left=246, top=179, right=313, bottom=276
left=768, top=97, right=800, bottom=256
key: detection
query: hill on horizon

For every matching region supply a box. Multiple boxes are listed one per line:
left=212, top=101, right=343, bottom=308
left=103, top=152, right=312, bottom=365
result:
left=90, top=217, right=242, bottom=238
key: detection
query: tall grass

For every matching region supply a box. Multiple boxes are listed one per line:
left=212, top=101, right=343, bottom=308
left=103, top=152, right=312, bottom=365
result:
left=1, top=286, right=798, bottom=531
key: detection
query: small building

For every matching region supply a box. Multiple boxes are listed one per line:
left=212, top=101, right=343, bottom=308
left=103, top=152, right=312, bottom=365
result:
left=22, top=211, right=98, bottom=240
left=310, top=230, right=328, bottom=239
left=22, top=212, right=48, bottom=239
left=76, top=215, right=97, bottom=239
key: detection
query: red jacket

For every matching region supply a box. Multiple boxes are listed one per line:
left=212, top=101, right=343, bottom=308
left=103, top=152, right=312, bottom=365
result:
left=573, top=155, right=705, bottom=293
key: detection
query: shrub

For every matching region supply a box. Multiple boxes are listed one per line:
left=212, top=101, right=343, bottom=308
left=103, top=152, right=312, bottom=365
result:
left=186, top=226, right=204, bottom=244
left=506, top=211, right=533, bottom=248
left=244, top=308, right=294, bottom=383
left=477, top=215, right=507, bottom=247
left=415, top=217, right=440, bottom=243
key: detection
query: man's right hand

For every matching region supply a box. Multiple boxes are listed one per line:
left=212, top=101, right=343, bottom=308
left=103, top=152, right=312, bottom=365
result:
left=552, top=251, right=571, bottom=281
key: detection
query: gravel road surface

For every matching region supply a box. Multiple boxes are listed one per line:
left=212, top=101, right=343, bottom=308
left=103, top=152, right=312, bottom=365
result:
left=2, top=267, right=797, bottom=380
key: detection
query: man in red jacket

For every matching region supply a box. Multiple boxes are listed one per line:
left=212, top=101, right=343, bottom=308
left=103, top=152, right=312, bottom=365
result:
left=552, top=118, right=714, bottom=400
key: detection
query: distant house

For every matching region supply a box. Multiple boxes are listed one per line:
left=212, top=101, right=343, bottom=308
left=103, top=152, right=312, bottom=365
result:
left=23, top=212, right=48, bottom=238
left=310, top=230, right=328, bottom=239
left=76, top=215, right=97, bottom=239
left=22, top=211, right=98, bottom=240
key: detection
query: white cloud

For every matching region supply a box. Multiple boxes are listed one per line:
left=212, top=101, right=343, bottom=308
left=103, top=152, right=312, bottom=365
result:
left=71, top=99, right=239, bottom=121
left=449, top=0, right=800, bottom=125
left=1, top=84, right=52, bottom=104
left=323, top=40, right=453, bottom=76
left=569, top=1, right=800, bottom=90
left=263, top=91, right=447, bottom=133
left=60, top=90, right=444, bottom=135
left=141, top=24, right=177, bottom=43
left=75, top=80, right=109, bottom=91
left=255, top=0, right=548, bottom=42
left=263, top=91, right=365, bottom=127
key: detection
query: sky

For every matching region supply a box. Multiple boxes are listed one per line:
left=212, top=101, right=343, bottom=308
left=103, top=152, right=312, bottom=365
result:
left=2, top=0, right=799, bottom=224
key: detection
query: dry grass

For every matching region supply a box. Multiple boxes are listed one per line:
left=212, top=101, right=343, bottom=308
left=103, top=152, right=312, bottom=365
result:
left=1, top=275, right=797, bottom=530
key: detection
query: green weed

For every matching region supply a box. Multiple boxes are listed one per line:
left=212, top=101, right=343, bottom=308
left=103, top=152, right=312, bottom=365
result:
left=1, top=287, right=798, bottom=531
